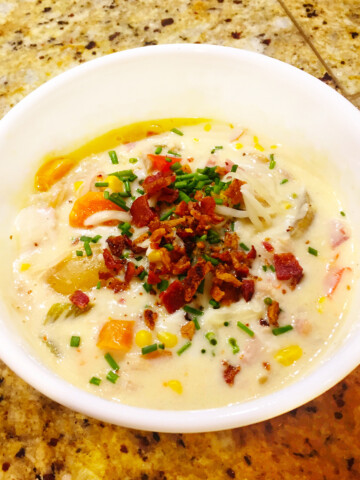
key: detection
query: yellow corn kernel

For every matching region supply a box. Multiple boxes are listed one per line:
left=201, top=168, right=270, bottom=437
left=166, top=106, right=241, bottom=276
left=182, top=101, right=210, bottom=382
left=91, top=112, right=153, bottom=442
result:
left=20, top=263, right=31, bottom=272
left=193, top=138, right=199, bottom=142
left=148, top=249, right=162, bottom=263
left=270, top=145, right=278, bottom=149
left=253, top=136, right=264, bottom=152
left=204, top=123, right=212, bottom=132
left=73, top=181, right=83, bottom=192
left=274, top=345, right=303, bottom=367
left=317, top=296, right=326, bottom=313
left=282, top=202, right=292, bottom=210
left=105, top=175, right=123, bottom=192
left=157, top=331, right=178, bottom=348
left=135, top=330, right=153, bottom=348
left=235, top=143, right=243, bottom=150
left=164, top=380, right=183, bottom=394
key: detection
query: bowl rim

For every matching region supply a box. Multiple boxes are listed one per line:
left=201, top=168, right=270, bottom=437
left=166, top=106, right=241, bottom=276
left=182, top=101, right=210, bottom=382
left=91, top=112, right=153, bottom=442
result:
left=1, top=43, right=360, bottom=433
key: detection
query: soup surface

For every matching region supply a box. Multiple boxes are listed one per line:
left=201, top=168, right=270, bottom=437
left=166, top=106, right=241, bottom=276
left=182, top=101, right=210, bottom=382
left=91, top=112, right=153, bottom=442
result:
left=7, top=119, right=355, bottom=409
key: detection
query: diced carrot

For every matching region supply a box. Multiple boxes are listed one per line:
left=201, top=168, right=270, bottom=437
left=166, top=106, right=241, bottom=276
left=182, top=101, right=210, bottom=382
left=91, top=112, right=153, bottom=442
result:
left=97, top=319, right=134, bottom=351
left=35, top=156, right=77, bottom=192
left=147, top=154, right=180, bottom=173
left=69, top=191, right=123, bottom=228
left=325, top=267, right=351, bottom=297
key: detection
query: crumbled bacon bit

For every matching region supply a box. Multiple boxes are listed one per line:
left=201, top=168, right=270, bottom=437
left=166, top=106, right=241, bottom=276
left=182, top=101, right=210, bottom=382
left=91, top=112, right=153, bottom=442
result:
left=160, top=280, right=186, bottom=313
left=246, top=245, right=257, bottom=260
left=143, top=171, right=175, bottom=195
left=130, top=195, right=156, bottom=227
left=262, top=241, right=274, bottom=252
left=125, top=261, right=140, bottom=284
left=267, top=300, right=280, bottom=326
left=157, top=187, right=179, bottom=203
left=242, top=279, right=255, bottom=302
left=224, top=232, right=239, bottom=250
left=107, top=278, right=126, bottom=293
left=69, top=290, right=90, bottom=309
left=215, top=270, right=242, bottom=287
left=223, top=178, right=245, bottom=206
left=147, top=270, right=161, bottom=285
left=274, top=253, right=303, bottom=288
left=144, top=308, right=158, bottom=330
left=200, top=196, right=216, bottom=216
left=211, top=284, right=225, bottom=302
left=221, top=284, right=242, bottom=305
left=183, top=259, right=211, bottom=302
left=222, top=361, right=241, bottom=385
left=103, top=248, right=125, bottom=274
left=175, top=200, right=189, bottom=217
left=181, top=321, right=195, bottom=340
left=107, top=235, right=131, bottom=257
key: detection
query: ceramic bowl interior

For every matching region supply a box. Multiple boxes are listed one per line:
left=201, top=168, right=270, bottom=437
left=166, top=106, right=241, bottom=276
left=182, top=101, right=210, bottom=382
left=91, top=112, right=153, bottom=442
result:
left=0, top=45, right=360, bottom=432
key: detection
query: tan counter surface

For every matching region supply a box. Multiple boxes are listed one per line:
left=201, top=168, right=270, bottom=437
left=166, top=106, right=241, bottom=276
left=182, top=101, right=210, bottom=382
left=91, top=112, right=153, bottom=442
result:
left=0, top=1, right=359, bottom=479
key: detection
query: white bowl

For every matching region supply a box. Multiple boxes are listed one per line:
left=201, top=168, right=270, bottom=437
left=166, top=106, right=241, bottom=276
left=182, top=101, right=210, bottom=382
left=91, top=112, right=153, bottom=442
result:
left=0, top=44, right=360, bottom=433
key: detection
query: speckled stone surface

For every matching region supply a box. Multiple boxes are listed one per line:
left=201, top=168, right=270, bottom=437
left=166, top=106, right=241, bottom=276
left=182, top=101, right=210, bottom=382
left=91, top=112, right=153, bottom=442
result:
left=280, top=0, right=360, bottom=97
left=1, top=1, right=360, bottom=479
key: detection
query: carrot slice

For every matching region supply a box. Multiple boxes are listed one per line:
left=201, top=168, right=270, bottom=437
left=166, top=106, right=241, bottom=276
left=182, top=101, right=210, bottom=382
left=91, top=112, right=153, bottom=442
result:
left=147, top=154, right=180, bottom=173
left=97, top=320, right=134, bottom=351
left=69, top=191, right=123, bottom=228
left=35, top=156, right=77, bottom=192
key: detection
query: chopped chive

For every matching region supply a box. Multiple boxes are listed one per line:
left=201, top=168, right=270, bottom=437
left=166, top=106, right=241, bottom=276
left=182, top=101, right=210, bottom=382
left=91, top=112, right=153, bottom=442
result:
left=165, top=157, right=173, bottom=163
left=264, top=297, right=273, bottom=306
left=280, top=178, right=288, bottom=185
left=178, top=191, right=191, bottom=203
left=170, top=162, right=182, bottom=171
left=124, top=180, right=131, bottom=195
left=109, top=150, right=119, bottom=164
left=224, top=321, right=230, bottom=327
left=142, top=343, right=158, bottom=355
left=269, top=265, right=275, bottom=272
left=174, top=180, right=187, bottom=189
left=203, top=254, right=219, bottom=266
left=164, top=243, right=174, bottom=251
left=237, top=321, right=255, bottom=337
left=213, top=184, right=222, bottom=194
left=167, top=150, right=181, bottom=157
left=143, top=282, right=152, bottom=293
left=84, top=242, right=92, bottom=256
left=89, top=376, right=101, bottom=386
left=137, top=188, right=145, bottom=195
left=239, top=242, right=250, bottom=252
left=158, top=343, right=165, bottom=350
left=177, top=341, right=192, bottom=355
left=199, top=234, right=207, bottom=241
left=214, top=198, right=223, bottom=205
left=211, top=146, right=223, bottom=154
left=205, top=332, right=217, bottom=346
left=109, top=169, right=136, bottom=179
left=104, top=190, right=110, bottom=199
left=135, top=256, right=143, bottom=261
left=207, top=229, right=221, bottom=244
left=106, top=370, right=119, bottom=383
left=262, top=265, right=268, bottom=272
left=96, top=281, right=101, bottom=289
left=269, top=154, right=276, bottom=169
left=108, top=193, right=129, bottom=211
left=76, top=250, right=83, bottom=257
left=129, top=157, right=138, bottom=164
left=80, top=235, right=101, bottom=243
left=230, top=222, right=235, bottom=232
left=197, top=279, right=205, bottom=294
left=231, top=164, right=238, bottom=173
left=138, top=270, right=147, bottom=280
left=183, top=305, right=204, bottom=316
left=121, top=252, right=130, bottom=259
left=178, top=273, right=187, bottom=281
left=155, top=146, right=163, bottom=154
left=192, top=317, right=201, bottom=330
left=157, top=279, right=169, bottom=292
left=105, top=352, right=119, bottom=371
left=92, top=235, right=102, bottom=243
left=340, top=211, right=346, bottom=217
left=228, top=337, right=240, bottom=354
left=178, top=173, right=196, bottom=180
left=160, top=207, right=175, bottom=221
left=70, top=336, right=80, bottom=347
left=209, top=299, right=220, bottom=309
left=201, top=348, right=206, bottom=354
left=118, top=222, right=132, bottom=237
left=95, top=182, right=109, bottom=187
left=308, top=247, right=318, bottom=256
left=272, top=325, right=293, bottom=336
left=171, top=127, right=184, bottom=136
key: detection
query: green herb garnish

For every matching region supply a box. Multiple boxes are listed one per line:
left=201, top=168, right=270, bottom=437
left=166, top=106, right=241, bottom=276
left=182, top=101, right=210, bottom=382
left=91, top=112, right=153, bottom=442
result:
left=106, top=371, right=119, bottom=383
left=109, top=150, right=119, bottom=164
left=104, top=352, right=119, bottom=371
left=308, top=247, right=318, bottom=256
left=183, top=305, right=204, bottom=316
left=89, top=376, right=101, bottom=386
left=177, top=341, right=192, bottom=355
left=70, top=336, right=80, bottom=347
left=228, top=337, right=240, bottom=354
left=272, top=325, right=293, bottom=336
left=142, top=343, right=158, bottom=355
left=269, top=154, right=276, bottom=169
left=237, top=321, right=255, bottom=337
left=171, top=127, right=184, bottom=136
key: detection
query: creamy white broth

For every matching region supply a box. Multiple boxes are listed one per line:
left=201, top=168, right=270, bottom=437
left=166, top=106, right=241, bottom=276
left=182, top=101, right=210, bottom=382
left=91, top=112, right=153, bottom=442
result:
left=7, top=121, right=355, bottom=410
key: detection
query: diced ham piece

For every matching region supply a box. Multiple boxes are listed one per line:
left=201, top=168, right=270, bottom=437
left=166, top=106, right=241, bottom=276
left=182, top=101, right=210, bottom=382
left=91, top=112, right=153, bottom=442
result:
left=224, top=159, right=235, bottom=173
left=70, top=290, right=90, bottom=309
left=222, top=361, right=241, bottom=386
left=324, top=266, right=351, bottom=297
left=330, top=220, right=349, bottom=249
left=130, top=195, right=156, bottom=227
left=274, top=253, right=303, bottom=287
left=159, top=280, right=186, bottom=313
left=262, top=241, right=274, bottom=252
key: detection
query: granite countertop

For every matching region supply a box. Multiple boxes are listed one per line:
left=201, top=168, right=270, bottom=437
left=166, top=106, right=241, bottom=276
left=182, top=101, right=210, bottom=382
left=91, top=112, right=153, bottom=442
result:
left=0, top=1, right=360, bottom=479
